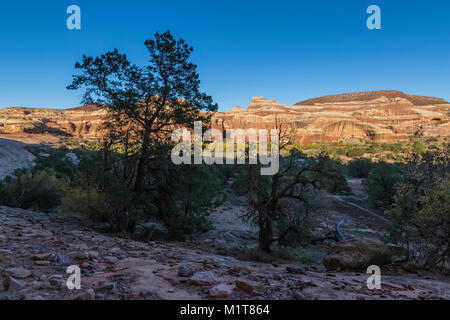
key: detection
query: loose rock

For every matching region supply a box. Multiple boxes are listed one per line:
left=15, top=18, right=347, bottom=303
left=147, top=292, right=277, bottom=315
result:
left=178, top=263, right=195, bottom=277
left=190, top=272, right=215, bottom=286
left=209, top=284, right=234, bottom=298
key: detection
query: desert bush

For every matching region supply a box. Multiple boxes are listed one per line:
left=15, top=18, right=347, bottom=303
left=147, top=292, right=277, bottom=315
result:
left=147, top=162, right=222, bottom=239
left=0, top=169, right=66, bottom=212
left=314, top=156, right=350, bottom=194
left=412, top=141, right=425, bottom=154
left=363, top=162, right=403, bottom=208
left=31, top=147, right=77, bottom=182
left=386, top=145, right=450, bottom=269
left=63, top=182, right=139, bottom=234
left=344, top=147, right=365, bottom=157
left=367, top=143, right=383, bottom=154
left=347, top=158, right=374, bottom=178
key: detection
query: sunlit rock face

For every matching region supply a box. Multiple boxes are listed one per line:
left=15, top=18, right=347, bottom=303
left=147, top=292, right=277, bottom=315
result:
left=0, top=91, right=449, bottom=143
left=0, top=104, right=106, bottom=137
left=212, top=91, right=450, bottom=144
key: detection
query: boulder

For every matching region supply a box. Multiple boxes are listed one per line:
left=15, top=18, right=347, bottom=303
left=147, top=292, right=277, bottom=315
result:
left=235, top=279, right=264, bottom=294
left=190, top=271, right=215, bottom=286
left=323, top=239, right=391, bottom=271
left=178, top=263, right=195, bottom=277
left=209, top=284, right=234, bottom=298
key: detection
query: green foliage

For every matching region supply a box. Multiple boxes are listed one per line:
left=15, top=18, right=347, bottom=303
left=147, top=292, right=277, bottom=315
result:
left=347, top=158, right=374, bottom=178
left=240, top=151, right=348, bottom=252
left=367, top=143, right=383, bottom=154
left=386, top=145, right=450, bottom=269
left=0, top=169, right=66, bottom=212
left=148, top=162, right=223, bottom=239
left=313, top=156, right=350, bottom=194
left=344, top=146, right=365, bottom=157
left=412, top=141, right=425, bottom=154
left=31, top=147, right=77, bottom=182
left=363, top=162, right=403, bottom=208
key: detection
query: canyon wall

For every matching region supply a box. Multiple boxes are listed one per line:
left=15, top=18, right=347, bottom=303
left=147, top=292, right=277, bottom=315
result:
left=212, top=91, right=450, bottom=144
left=1, top=91, right=449, bottom=144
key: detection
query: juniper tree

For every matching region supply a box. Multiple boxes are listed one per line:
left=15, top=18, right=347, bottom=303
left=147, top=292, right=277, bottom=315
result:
left=68, top=31, right=218, bottom=192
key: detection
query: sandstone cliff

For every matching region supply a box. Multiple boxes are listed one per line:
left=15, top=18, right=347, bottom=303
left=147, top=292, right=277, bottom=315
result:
left=212, top=91, right=450, bottom=144
left=1, top=91, right=448, bottom=144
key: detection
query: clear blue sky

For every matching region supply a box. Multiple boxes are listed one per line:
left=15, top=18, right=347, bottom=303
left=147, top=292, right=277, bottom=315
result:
left=0, top=0, right=449, bottom=111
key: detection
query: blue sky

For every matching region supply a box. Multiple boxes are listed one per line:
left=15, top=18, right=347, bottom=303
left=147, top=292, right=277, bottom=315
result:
left=0, top=0, right=449, bottom=111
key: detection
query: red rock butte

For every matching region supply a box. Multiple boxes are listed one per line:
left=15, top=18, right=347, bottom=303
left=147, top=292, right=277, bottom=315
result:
left=212, top=91, right=450, bottom=144
left=1, top=91, right=449, bottom=144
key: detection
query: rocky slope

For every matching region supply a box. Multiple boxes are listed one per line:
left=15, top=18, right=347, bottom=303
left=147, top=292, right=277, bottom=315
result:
left=0, top=139, right=35, bottom=179
left=1, top=203, right=450, bottom=300
left=1, top=91, right=449, bottom=144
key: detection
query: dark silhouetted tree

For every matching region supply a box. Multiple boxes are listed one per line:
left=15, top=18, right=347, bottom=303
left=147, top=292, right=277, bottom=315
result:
left=68, top=31, right=218, bottom=192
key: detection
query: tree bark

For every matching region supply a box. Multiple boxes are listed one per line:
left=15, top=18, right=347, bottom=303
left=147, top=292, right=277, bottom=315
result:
left=258, top=208, right=273, bottom=252
left=134, top=128, right=151, bottom=192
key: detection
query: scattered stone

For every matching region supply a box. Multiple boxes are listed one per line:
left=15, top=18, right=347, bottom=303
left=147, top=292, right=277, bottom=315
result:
left=96, top=282, right=116, bottom=292
left=202, top=258, right=219, bottom=268
left=293, top=291, right=305, bottom=300
left=401, top=261, right=418, bottom=273
left=140, top=289, right=162, bottom=300
left=88, top=251, right=99, bottom=260
left=103, top=256, right=118, bottom=264
left=235, top=279, right=264, bottom=295
left=190, top=271, right=215, bottom=286
left=0, top=249, right=14, bottom=265
left=4, top=275, right=25, bottom=292
left=49, top=276, right=64, bottom=287
left=73, top=288, right=96, bottom=300
left=32, top=253, right=51, bottom=261
left=323, top=239, right=392, bottom=271
left=75, top=251, right=90, bottom=260
left=209, top=284, right=234, bottom=298
left=5, top=267, right=32, bottom=279
left=286, top=265, right=307, bottom=275
left=110, top=247, right=121, bottom=255
left=302, top=279, right=318, bottom=287
left=178, top=263, right=195, bottom=277
left=34, top=260, right=51, bottom=266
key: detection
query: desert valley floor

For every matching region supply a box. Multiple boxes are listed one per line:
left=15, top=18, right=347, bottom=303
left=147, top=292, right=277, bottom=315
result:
left=0, top=134, right=449, bottom=300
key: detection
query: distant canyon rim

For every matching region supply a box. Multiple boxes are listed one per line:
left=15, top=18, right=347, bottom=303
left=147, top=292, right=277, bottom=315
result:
left=0, top=90, right=449, bottom=144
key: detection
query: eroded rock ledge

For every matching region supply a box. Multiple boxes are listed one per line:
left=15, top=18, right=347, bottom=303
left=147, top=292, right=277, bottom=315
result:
left=1, top=91, right=449, bottom=144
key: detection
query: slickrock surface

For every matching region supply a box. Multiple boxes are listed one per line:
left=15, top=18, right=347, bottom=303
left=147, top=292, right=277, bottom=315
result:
left=1, top=205, right=450, bottom=300
left=0, top=139, right=35, bottom=179
left=1, top=91, right=448, bottom=144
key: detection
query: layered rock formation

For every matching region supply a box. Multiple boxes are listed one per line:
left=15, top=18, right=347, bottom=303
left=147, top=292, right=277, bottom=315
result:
left=1, top=91, right=449, bottom=144
left=212, top=91, right=450, bottom=144
left=0, top=104, right=106, bottom=137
